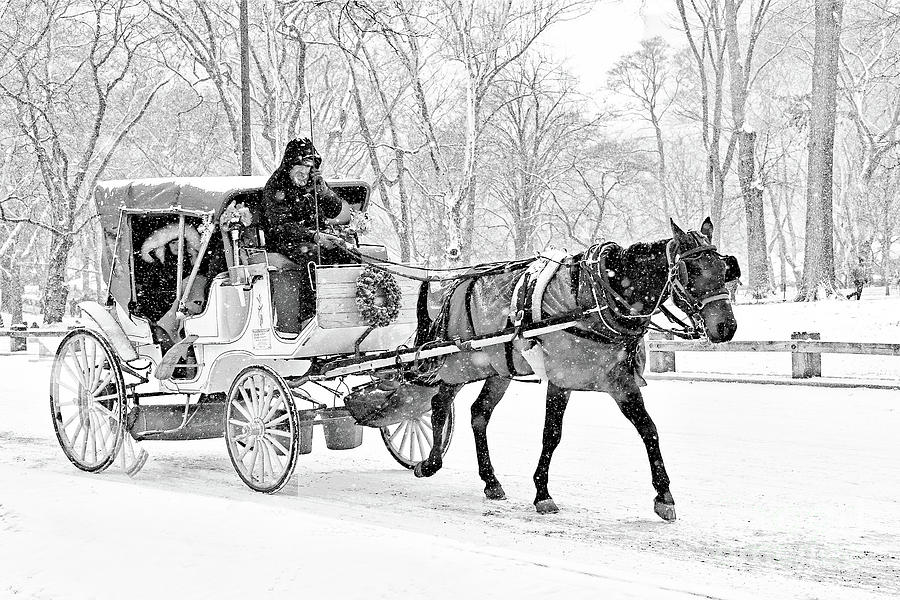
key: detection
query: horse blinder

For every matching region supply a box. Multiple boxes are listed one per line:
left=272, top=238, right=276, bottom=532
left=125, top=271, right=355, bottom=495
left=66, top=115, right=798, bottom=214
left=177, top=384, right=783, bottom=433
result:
left=722, top=254, right=741, bottom=283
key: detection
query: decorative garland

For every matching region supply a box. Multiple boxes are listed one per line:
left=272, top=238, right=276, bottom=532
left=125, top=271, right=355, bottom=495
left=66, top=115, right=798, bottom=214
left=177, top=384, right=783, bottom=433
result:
left=355, top=265, right=402, bottom=327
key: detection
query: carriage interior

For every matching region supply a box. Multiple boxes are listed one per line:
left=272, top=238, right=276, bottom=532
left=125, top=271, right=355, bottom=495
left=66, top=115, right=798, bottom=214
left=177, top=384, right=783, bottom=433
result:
left=128, top=183, right=373, bottom=366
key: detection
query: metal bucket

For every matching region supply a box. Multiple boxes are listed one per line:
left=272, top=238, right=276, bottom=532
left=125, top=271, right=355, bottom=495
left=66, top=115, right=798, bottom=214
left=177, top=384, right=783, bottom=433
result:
left=297, top=409, right=316, bottom=455
left=321, top=407, right=363, bottom=450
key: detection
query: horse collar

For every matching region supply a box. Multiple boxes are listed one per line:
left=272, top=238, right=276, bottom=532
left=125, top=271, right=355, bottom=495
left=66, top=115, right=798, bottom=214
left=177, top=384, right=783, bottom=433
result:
left=576, top=243, right=653, bottom=339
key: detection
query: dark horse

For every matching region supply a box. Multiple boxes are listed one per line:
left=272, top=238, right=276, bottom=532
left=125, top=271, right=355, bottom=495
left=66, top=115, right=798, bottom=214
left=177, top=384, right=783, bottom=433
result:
left=413, top=218, right=738, bottom=520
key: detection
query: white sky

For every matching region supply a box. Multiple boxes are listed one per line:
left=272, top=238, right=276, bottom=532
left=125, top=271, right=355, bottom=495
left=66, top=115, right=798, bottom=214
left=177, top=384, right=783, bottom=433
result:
left=540, top=0, right=683, bottom=96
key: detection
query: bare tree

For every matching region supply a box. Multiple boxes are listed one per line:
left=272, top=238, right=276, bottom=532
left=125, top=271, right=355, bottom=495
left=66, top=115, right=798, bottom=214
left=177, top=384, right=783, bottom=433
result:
left=675, top=0, right=736, bottom=243
left=0, top=0, right=168, bottom=322
left=723, top=0, right=781, bottom=298
left=799, top=0, right=843, bottom=300
left=608, top=36, right=676, bottom=215
left=837, top=0, right=900, bottom=277
left=150, top=0, right=361, bottom=174
left=486, top=59, right=600, bottom=257
left=438, top=0, right=591, bottom=261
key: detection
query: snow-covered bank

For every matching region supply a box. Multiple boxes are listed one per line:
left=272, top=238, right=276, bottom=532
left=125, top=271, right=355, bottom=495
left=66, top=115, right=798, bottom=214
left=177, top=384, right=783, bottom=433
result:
left=1, top=354, right=897, bottom=599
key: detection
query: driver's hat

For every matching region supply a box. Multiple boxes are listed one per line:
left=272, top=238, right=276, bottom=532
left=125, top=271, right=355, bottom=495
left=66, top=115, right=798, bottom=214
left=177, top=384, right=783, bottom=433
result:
left=283, top=137, right=322, bottom=168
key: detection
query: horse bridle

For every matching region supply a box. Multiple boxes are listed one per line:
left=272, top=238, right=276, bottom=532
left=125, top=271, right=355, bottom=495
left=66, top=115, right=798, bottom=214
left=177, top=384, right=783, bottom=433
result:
left=665, top=236, right=732, bottom=315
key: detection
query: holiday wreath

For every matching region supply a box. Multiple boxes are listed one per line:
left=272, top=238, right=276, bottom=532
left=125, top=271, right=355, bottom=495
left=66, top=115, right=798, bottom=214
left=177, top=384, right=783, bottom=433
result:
left=355, top=265, right=402, bottom=327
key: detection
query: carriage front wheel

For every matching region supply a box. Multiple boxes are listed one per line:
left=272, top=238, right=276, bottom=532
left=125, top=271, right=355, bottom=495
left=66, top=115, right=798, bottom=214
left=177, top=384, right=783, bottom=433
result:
left=225, top=366, right=300, bottom=494
left=379, top=405, right=455, bottom=469
left=50, top=329, right=127, bottom=473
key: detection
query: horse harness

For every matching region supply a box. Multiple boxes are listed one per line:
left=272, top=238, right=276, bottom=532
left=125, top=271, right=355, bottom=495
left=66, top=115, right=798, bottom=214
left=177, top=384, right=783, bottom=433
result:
left=555, top=233, right=738, bottom=343
left=412, top=234, right=739, bottom=378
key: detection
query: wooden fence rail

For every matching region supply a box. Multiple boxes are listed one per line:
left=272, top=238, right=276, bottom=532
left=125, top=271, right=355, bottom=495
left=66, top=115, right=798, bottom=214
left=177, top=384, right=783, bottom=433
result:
left=646, top=331, right=899, bottom=379
left=0, top=326, right=70, bottom=354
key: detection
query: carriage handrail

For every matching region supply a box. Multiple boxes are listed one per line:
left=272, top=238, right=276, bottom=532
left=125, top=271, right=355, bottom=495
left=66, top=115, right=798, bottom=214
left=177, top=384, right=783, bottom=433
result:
left=118, top=206, right=214, bottom=217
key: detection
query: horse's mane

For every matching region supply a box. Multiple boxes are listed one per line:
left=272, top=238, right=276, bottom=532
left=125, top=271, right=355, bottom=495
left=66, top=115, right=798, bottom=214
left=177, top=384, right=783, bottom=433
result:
left=621, top=239, right=669, bottom=266
left=605, top=238, right=671, bottom=302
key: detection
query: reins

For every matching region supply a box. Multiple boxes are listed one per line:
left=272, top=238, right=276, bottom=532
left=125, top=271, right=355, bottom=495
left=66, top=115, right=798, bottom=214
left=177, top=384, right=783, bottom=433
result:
left=343, top=233, right=728, bottom=343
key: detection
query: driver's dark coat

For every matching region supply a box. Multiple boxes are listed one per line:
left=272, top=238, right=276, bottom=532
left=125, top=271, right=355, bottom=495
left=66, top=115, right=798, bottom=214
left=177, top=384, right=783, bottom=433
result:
left=260, top=156, right=342, bottom=264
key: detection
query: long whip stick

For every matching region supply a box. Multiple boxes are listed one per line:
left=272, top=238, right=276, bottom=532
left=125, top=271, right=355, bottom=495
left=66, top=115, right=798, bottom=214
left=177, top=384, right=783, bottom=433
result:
left=308, top=94, right=322, bottom=266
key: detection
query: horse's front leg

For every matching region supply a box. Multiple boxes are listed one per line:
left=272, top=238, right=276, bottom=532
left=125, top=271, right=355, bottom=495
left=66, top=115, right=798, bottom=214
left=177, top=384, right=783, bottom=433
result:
left=533, top=381, right=570, bottom=514
left=471, top=376, right=511, bottom=500
left=414, top=382, right=461, bottom=478
left=610, top=382, right=676, bottom=521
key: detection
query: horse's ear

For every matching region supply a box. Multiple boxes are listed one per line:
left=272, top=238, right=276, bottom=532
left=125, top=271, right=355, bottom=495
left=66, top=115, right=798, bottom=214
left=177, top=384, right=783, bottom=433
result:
left=670, top=219, right=687, bottom=241
left=700, top=217, right=714, bottom=241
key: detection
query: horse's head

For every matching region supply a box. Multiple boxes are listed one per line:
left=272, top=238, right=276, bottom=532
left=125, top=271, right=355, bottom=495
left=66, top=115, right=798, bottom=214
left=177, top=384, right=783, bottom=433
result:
left=668, top=218, right=738, bottom=343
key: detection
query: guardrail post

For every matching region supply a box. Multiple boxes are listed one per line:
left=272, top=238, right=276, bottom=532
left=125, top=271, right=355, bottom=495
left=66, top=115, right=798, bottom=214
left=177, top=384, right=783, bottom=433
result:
left=791, top=331, right=821, bottom=378
left=10, top=323, right=27, bottom=352
left=647, top=330, right=676, bottom=373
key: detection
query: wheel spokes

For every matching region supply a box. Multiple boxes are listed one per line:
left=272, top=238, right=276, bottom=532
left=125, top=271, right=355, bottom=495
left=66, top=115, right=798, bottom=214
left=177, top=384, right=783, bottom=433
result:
left=239, top=385, right=256, bottom=420
left=265, top=412, right=289, bottom=428
left=264, top=433, right=290, bottom=457
left=262, top=438, right=285, bottom=474
left=413, top=421, right=429, bottom=461
left=227, top=369, right=298, bottom=491
left=262, top=393, right=285, bottom=423
left=60, top=350, right=88, bottom=390
left=417, top=417, right=434, bottom=447
left=388, top=421, right=405, bottom=446
left=51, top=333, right=125, bottom=471
left=399, top=420, right=412, bottom=458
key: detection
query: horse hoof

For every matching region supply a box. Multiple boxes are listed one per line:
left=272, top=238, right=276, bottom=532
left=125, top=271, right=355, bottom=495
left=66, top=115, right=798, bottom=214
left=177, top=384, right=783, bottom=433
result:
left=484, top=485, right=507, bottom=500
left=414, top=461, right=439, bottom=478
left=534, top=499, right=559, bottom=514
left=654, top=499, right=676, bottom=521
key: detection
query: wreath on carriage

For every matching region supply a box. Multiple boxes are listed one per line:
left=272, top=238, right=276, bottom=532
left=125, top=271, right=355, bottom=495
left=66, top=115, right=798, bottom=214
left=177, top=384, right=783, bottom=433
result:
left=355, top=265, right=402, bottom=327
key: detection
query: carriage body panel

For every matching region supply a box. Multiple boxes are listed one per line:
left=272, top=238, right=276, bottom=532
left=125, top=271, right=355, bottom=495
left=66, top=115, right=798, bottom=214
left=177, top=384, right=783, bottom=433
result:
left=53, top=176, right=454, bottom=490
left=87, top=176, right=420, bottom=394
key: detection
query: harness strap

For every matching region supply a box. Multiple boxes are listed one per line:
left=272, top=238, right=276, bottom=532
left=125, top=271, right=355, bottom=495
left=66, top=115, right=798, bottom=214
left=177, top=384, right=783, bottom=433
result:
left=504, top=252, right=568, bottom=377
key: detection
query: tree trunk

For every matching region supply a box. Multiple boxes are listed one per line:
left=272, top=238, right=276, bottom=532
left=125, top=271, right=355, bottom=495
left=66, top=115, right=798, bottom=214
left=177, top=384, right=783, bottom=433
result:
left=239, top=0, right=252, bottom=176
left=8, top=259, right=23, bottom=325
left=710, top=163, right=725, bottom=244
left=882, top=200, right=891, bottom=295
left=41, top=234, right=73, bottom=324
left=651, top=114, right=668, bottom=214
left=737, top=131, right=771, bottom=298
left=799, top=0, right=843, bottom=301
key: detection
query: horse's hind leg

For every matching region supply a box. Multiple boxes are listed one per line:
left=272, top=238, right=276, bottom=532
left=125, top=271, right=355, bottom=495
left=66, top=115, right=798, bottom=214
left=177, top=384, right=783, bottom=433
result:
left=471, top=376, right=511, bottom=500
left=533, top=382, right=570, bottom=514
left=413, top=382, right=461, bottom=478
left=610, top=383, right=676, bottom=521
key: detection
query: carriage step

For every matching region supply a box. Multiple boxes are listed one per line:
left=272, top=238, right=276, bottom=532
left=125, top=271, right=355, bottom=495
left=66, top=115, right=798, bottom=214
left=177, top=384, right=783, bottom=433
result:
left=155, top=335, right=198, bottom=380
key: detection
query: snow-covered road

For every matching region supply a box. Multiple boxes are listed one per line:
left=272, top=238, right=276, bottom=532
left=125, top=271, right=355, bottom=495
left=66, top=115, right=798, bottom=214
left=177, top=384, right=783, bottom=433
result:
left=1, top=355, right=897, bottom=599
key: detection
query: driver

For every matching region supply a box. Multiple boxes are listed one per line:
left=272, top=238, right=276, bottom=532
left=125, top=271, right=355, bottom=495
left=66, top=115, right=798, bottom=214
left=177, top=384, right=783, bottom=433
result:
left=260, top=138, right=350, bottom=330
left=261, top=137, right=346, bottom=263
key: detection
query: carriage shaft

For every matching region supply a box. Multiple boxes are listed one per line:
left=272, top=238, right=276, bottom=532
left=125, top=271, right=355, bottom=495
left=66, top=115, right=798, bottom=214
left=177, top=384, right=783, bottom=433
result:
left=320, top=318, right=582, bottom=378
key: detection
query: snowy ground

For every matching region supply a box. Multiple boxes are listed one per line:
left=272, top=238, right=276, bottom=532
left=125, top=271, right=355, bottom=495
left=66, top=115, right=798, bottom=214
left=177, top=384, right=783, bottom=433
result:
left=1, top=296, right=899, bottom=599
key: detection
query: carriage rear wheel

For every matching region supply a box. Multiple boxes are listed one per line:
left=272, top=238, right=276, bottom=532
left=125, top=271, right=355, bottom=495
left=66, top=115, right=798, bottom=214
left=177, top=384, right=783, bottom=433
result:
left=225, top=366, right=299, bottom=494
left=50, top=329, right=127, bottom=473
left=379, top=405, right=455, bottom=469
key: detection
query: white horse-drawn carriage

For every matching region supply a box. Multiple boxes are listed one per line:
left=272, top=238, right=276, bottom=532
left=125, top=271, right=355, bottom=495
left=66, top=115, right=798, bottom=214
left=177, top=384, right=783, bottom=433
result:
left=50, top=177, right=453, bottom=493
